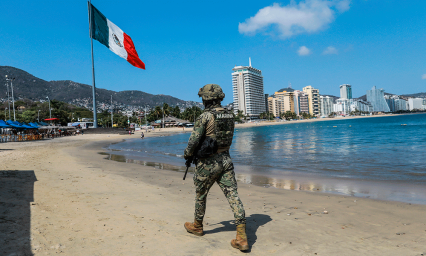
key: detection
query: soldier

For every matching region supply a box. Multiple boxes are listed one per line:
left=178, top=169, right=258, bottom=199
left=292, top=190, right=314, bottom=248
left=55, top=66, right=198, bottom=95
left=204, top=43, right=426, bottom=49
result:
left=184, top=84, right=249, bottom=251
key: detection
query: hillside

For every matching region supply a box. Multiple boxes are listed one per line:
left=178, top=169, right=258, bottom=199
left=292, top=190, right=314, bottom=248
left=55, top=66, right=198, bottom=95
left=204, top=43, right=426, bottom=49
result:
left=0, top=66, right=202, bottom=109
left=401, top=92, right=426, bottom=98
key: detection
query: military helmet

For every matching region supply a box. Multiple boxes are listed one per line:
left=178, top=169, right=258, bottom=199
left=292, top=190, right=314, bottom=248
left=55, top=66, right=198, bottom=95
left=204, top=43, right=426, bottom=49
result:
left=198, top=84, right=225, bottom=101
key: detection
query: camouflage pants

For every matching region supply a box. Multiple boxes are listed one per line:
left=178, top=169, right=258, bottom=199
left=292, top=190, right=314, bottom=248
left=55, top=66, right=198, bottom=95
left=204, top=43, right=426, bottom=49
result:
left=193, top=151, right=246, bottom=225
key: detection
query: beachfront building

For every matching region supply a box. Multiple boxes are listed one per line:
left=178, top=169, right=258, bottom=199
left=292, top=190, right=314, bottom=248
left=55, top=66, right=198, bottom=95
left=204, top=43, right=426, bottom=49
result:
left=267, top=87, right=295, bottom=117
left=334, top=98, right=372, bottom=115
left=383, top=95, right=410, bottom=112
left=340, top=84, right=352, bottom=99
left=407, top=98, right=426, bottom=111
left=320, top=96, right=334, bottom=117
left=267, top=96, right=278, bottom=117
left=293, top=90, right=309, bottom=116
left=366, top=86, right=390, bottom=112
left=232, top=60, right=265, bottom=118
left=264, top=94, right=269, bottom=114
left=384, top=95, right=396, bottom=112
left=303, top=85, right=320, bottom=116
left=350, top=99, right=373, bottom=113
left=333, top=98, right=350, bottom=115
left=394, top=98, right=407, bottom=111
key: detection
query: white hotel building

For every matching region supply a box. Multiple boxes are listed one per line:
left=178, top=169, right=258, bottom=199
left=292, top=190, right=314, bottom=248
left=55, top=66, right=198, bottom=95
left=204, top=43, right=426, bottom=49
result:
left=320, top=95, right=334, bottom=117
left=232, top=61, right=265, bottom=118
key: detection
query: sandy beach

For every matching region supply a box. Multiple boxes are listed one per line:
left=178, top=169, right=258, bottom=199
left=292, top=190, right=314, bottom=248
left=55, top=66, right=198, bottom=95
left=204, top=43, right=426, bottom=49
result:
left=1, top=126, right=426, bottom=255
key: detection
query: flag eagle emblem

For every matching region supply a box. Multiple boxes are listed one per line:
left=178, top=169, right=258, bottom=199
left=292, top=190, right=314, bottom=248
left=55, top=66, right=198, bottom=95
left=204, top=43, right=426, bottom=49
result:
left=112, top=33, right=123, bottom=47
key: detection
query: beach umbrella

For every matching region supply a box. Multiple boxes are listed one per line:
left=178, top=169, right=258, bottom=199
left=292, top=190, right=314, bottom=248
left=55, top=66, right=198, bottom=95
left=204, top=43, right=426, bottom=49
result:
left=20, top=122, right=37, bottom=129
left=71, top=122, right=80, bottom=127
left=0, top=120, right=11, bottom=128
left=29, top=122, right=40, bottom=128
left=6, top=120, right=23, bottom=129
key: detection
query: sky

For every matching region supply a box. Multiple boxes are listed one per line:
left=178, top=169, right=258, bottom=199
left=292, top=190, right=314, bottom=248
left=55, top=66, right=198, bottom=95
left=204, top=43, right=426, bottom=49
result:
left=1, top=0, right=425, bottom=104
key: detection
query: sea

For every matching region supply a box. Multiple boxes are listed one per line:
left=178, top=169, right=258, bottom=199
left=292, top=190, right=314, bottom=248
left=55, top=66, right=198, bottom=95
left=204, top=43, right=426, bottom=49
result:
left=102, top=113, right=426, bottom=204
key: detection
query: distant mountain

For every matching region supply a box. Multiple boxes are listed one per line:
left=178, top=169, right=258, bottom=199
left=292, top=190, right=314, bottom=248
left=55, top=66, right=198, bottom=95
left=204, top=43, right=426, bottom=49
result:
left=0, top=66, right=202, bottom=109
left=401, top=92, right=426, bottom=98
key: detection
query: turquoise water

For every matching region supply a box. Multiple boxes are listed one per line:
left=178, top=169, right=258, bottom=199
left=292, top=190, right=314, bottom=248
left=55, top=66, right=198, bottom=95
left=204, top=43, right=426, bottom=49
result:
left=104, top=114, right=426, bottom=204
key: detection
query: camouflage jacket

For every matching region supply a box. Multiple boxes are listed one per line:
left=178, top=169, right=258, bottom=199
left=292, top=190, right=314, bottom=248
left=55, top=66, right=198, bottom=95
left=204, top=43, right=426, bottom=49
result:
left=184, top=110, right=211, bottom=158
left=184, top=106, right=234, bottom=158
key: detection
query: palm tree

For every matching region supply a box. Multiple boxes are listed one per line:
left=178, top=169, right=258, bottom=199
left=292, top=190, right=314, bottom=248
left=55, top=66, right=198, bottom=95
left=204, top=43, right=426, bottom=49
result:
left=154, top=106, right=162, bottom=120
left=172, top=106, right=181, bottom=118
left=237, top=110, right=244, bottom=119
left=162, top=103, right=170, bottom=117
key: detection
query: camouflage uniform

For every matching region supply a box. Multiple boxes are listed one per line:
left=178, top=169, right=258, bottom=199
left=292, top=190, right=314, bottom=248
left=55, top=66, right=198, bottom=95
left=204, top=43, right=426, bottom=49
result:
left=184, top=102, right=246, bottom=226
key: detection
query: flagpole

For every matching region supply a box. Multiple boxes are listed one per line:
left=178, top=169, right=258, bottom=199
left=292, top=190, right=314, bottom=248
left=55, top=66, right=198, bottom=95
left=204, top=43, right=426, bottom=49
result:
left=88, top=0, right=98, bottom=128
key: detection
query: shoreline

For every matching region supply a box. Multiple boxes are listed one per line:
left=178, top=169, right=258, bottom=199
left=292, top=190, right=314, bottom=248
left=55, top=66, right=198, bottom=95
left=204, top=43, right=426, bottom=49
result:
left=100, top=114, right=426, bottom=205
left=101, top=144, right=426, bottom=206
left=2, top=132, right=426, bottom=255
left=235, top=112, right=424, bottom=129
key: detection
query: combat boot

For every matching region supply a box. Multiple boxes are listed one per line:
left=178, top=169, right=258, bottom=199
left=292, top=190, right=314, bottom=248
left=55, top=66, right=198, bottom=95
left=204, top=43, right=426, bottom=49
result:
left=231, top=224, right=249, bottom=251
left=184, top=219, right=204, bottom=236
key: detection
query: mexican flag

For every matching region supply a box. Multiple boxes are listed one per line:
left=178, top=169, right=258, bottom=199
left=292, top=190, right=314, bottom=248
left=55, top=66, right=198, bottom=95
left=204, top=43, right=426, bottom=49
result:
left=89, top=3, right=145, bottom=70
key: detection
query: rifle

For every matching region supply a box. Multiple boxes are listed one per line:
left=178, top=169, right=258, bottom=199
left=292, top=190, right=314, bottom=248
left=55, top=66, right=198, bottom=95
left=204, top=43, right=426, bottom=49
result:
left=183, top=157, right=194, bottom=180
left=183, top=137, right=217, bottom=180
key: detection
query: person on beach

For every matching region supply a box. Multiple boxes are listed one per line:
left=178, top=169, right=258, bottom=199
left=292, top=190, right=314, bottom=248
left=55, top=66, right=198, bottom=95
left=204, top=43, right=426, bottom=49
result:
left=141, top=132, right=144, bottom=139
left=183, top=84, right=248, bottom=251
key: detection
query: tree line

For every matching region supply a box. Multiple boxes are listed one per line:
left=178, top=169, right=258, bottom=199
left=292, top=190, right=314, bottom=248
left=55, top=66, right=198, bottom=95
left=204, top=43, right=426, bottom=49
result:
left=143, top=103, right=203, bottom=123
left=0, top=99, right=205, bottom=127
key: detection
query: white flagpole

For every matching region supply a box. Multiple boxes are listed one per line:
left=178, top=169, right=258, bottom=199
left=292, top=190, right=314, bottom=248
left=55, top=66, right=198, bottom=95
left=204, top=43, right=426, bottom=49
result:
left=88, top=0, right=98, bottom=128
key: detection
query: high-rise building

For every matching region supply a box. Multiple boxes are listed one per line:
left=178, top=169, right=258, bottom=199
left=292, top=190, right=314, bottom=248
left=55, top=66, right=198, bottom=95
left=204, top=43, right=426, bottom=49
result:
left=333, top=99, right=372, bottom=115
left=264, top=94, right=269, bottom=114
left=232, top=60, right=265, bottom=118
left=293, top=90, right=309, bottom=116
left=268, top=96, right=278, bottom=117
left=366, top=86, right=390, bottom=112
left=333, top=98, right=350, bottom=115
left=394, top=98, right=407, bottom=112
left=302, top=85, right=320, bottom=116
left=349, top=99, right=373, bottom=113
left=385, top=97, right=396, bottom=112
left=407, top=98, right=426, bottom=111
left=384, top=95, right=405, bottom=112
left=340, top=84, right=352, bottom=99
left=320, top=96, right=334, bottom=117
left=267, top=87, right=294, bottom=117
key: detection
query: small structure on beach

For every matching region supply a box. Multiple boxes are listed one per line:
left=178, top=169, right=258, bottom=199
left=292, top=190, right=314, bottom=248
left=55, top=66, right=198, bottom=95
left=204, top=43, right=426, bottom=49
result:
left=153, top=116, right=191, bottom=128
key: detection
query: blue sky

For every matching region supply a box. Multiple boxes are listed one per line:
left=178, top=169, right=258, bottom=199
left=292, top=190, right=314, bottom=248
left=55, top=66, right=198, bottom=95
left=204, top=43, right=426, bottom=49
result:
left=1, top=0, right=425, bottom=104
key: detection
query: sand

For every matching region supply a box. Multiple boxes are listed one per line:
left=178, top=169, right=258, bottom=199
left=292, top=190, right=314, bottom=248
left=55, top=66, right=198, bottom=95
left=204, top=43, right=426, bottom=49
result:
left=1, top=127, right=426, bottom=256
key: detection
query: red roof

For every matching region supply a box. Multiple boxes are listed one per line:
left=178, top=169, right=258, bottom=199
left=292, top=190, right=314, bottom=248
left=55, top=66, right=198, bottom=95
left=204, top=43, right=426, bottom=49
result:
left=44, top=118, right=59, bottom=121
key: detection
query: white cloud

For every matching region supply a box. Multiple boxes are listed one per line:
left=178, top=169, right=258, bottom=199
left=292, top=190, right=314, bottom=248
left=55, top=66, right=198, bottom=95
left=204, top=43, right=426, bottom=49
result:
left=335, top=0, right=351, bottom=12
left=238, top=0, right=351, bottom=39
left=323, top=46, right=338, bottom=54
left=422, top=74, right=426, bottom=80
left=298, top=46, right=312, bottom=56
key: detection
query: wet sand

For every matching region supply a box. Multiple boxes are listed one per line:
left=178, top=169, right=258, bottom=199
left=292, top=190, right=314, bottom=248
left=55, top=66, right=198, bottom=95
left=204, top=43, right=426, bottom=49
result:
left=1, top=130, right=426, bottom=255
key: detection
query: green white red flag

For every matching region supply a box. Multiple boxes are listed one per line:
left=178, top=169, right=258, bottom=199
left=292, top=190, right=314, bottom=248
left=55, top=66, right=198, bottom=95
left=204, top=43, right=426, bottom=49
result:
left=89, top=3, right=145, bottom=70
